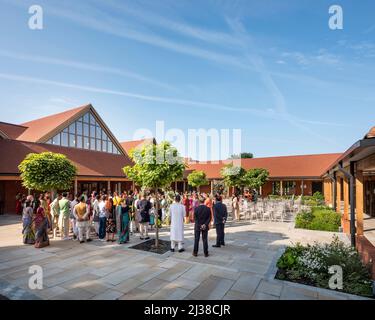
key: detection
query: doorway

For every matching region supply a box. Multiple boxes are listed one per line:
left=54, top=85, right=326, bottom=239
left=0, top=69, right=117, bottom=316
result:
left=312, top=181, right=323, bottom=195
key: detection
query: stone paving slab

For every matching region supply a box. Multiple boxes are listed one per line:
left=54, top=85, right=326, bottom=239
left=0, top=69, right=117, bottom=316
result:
left=0, top=214, right=370, bottom=301
left=186, top=276, right=235, bottom=300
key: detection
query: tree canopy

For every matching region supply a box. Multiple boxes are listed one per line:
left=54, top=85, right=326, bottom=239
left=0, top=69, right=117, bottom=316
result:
left=242, top=168, right=269, bottom=189
left=230, top=152, right=254, bottom=159
left=220, top=163, right=246, bottom=189
left=18, top=152, right=77, bottom=191
left=221, top=164, right=269, bottom=192
left=187, top=170, right=208, bottom=191
left=123, top=141, right=186, bottom=191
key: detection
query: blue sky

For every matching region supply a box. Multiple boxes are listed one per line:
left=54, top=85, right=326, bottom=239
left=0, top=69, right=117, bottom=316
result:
left=0, top=0, right=374, bottom=159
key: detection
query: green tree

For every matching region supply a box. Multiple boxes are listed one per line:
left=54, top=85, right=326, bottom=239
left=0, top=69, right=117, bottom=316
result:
left=18, top=152, right=77, bottom=192
left=242, top=168, right=269, bottom=190
left=123, top=141, right=185, bottom=247
left=220, top=163, right=246, bottom=194
left=230, top=152, right=254, bottom=159
left=187, top=170, right=208, bottom=192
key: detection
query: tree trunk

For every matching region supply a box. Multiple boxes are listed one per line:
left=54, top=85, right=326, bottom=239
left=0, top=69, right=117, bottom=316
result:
left=155, top=192, right=160, bottom=247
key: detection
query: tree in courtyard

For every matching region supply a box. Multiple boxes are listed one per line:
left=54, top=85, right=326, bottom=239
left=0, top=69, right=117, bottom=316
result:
left=230, top=152, right=254, bottom=159
left=187, top=170, right=208, bottom=192
left=18, top=152, right=77, bottom=192
left=123, top=141, right=186, bottom=247
left=212, top=180, right=228, bottom=196
left=220, top=163, right=246, bottom=194
left=242, top=168, right=269, bottom=191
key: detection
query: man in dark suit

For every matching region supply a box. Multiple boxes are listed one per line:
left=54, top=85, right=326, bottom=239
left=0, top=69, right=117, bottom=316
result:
left=193, top=197, right=211, bottom=257
left=137, top=194, right=151, bottom=240
left=212, top=194, right=228, bottom=248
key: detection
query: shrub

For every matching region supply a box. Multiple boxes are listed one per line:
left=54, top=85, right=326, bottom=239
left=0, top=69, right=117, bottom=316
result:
left=276, top=237, right=374, bottom=298
left=295, top=207, right=341, bottom=232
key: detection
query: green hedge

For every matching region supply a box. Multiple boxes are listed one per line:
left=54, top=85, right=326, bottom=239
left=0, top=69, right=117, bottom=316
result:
left=295, top=207, right=341, bottom=232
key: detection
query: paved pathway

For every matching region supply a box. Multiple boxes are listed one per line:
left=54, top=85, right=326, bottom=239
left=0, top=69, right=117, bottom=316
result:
left=0, top=214, right=369, bottom=300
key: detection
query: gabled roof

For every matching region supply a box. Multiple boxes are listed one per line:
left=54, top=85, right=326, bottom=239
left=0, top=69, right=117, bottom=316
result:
left=0, top=122, right=28, bottom=140
left=0, top=139, right=132, bottom=178
left=12, top=104, right=129, bottom=159
left=120, top=138, right=156, bottom=155
left=17, top=104, right=89, bottom=143
left=188, top=153, right=342, bottom=179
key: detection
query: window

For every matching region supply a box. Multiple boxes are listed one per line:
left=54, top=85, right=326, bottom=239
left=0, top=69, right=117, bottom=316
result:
left=272, top=182, right=280, bottom=195
left=46, top=111, right=121, bottom=154
left=102, top=140, right=107, bottom=152
left=69, top=123, right=76, bottom=135
left=90, top=113, right=96, bottom=125
left=90, top=125, right=96, bottom=138
left=52, top=134, right=60, bottom=145
left=108, top=141, right=113, bottom=153
left=84, top=137, right=89, bottom=150
left=283, top=181, right=296, bottom=195
left=90, top=138, right=96, bottom=151
left=77, top=122, right=83, bottom=135
left=77, top=135, right=83, bottom=148
left=96, top=126, right=102, bottom=140
left=69, top=134, right=76, bottom=147
left=61, top=132, right=69, bottom=147
left=83, top=124, right=89, bottom=137
left=96, top=139, right=101, bottom=152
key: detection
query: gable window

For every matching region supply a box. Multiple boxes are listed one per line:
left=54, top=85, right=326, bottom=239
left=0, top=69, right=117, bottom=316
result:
left=46, top=111, right=122, bottom=155
left=52, top=134, right=60, bottom=145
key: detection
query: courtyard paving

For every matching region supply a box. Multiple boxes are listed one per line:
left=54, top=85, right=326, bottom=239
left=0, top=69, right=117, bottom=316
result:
left=0, top=213, right=369, bottom=300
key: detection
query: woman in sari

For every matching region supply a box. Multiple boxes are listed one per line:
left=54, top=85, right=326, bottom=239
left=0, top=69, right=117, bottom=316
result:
left=118, top=199, right=130, bottom=244
left=182, top=193, right=191, bottom=224
left=22, top=201, right=35, bottom=245
left=34, top=201, right=50, bottom=249
left=40, top=194, right=52, bottom=233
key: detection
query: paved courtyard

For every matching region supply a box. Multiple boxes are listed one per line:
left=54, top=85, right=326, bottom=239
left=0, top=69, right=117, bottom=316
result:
left=0, top=214, right=369, bottom=300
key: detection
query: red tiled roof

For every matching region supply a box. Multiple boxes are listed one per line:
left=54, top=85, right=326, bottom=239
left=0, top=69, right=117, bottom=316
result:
left=16, top=104, right=90, bottom=143
left=188, top=153, right=342, bottom=179
left=0, top=139, right=132, bottom=178
left=120, top=138, right=155, bottom=154
left=0, top=122, right=27, bottom=140
left=365, top=126, right=375, bottom=139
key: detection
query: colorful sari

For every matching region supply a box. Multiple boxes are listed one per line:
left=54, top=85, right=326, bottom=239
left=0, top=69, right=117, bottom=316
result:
left=22, top=207, right=35, bottom=245
left=34, top=207, right=50, bottom=249
left=118, top=206, right=130, bottom=244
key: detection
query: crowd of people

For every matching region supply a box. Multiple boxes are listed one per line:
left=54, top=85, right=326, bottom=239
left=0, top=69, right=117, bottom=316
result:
left=18, top=188, right=257, bottom=256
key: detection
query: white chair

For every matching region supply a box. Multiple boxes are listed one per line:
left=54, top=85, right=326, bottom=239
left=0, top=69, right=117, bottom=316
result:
left=262, top=202, right=273, bottom=221
left=249, top=203, right=258, bottom=221
left=273, top=204, right=285, bottom=222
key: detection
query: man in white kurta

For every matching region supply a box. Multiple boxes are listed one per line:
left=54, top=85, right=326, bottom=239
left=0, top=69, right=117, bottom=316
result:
left=170, top=194, right=185, bottom=253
